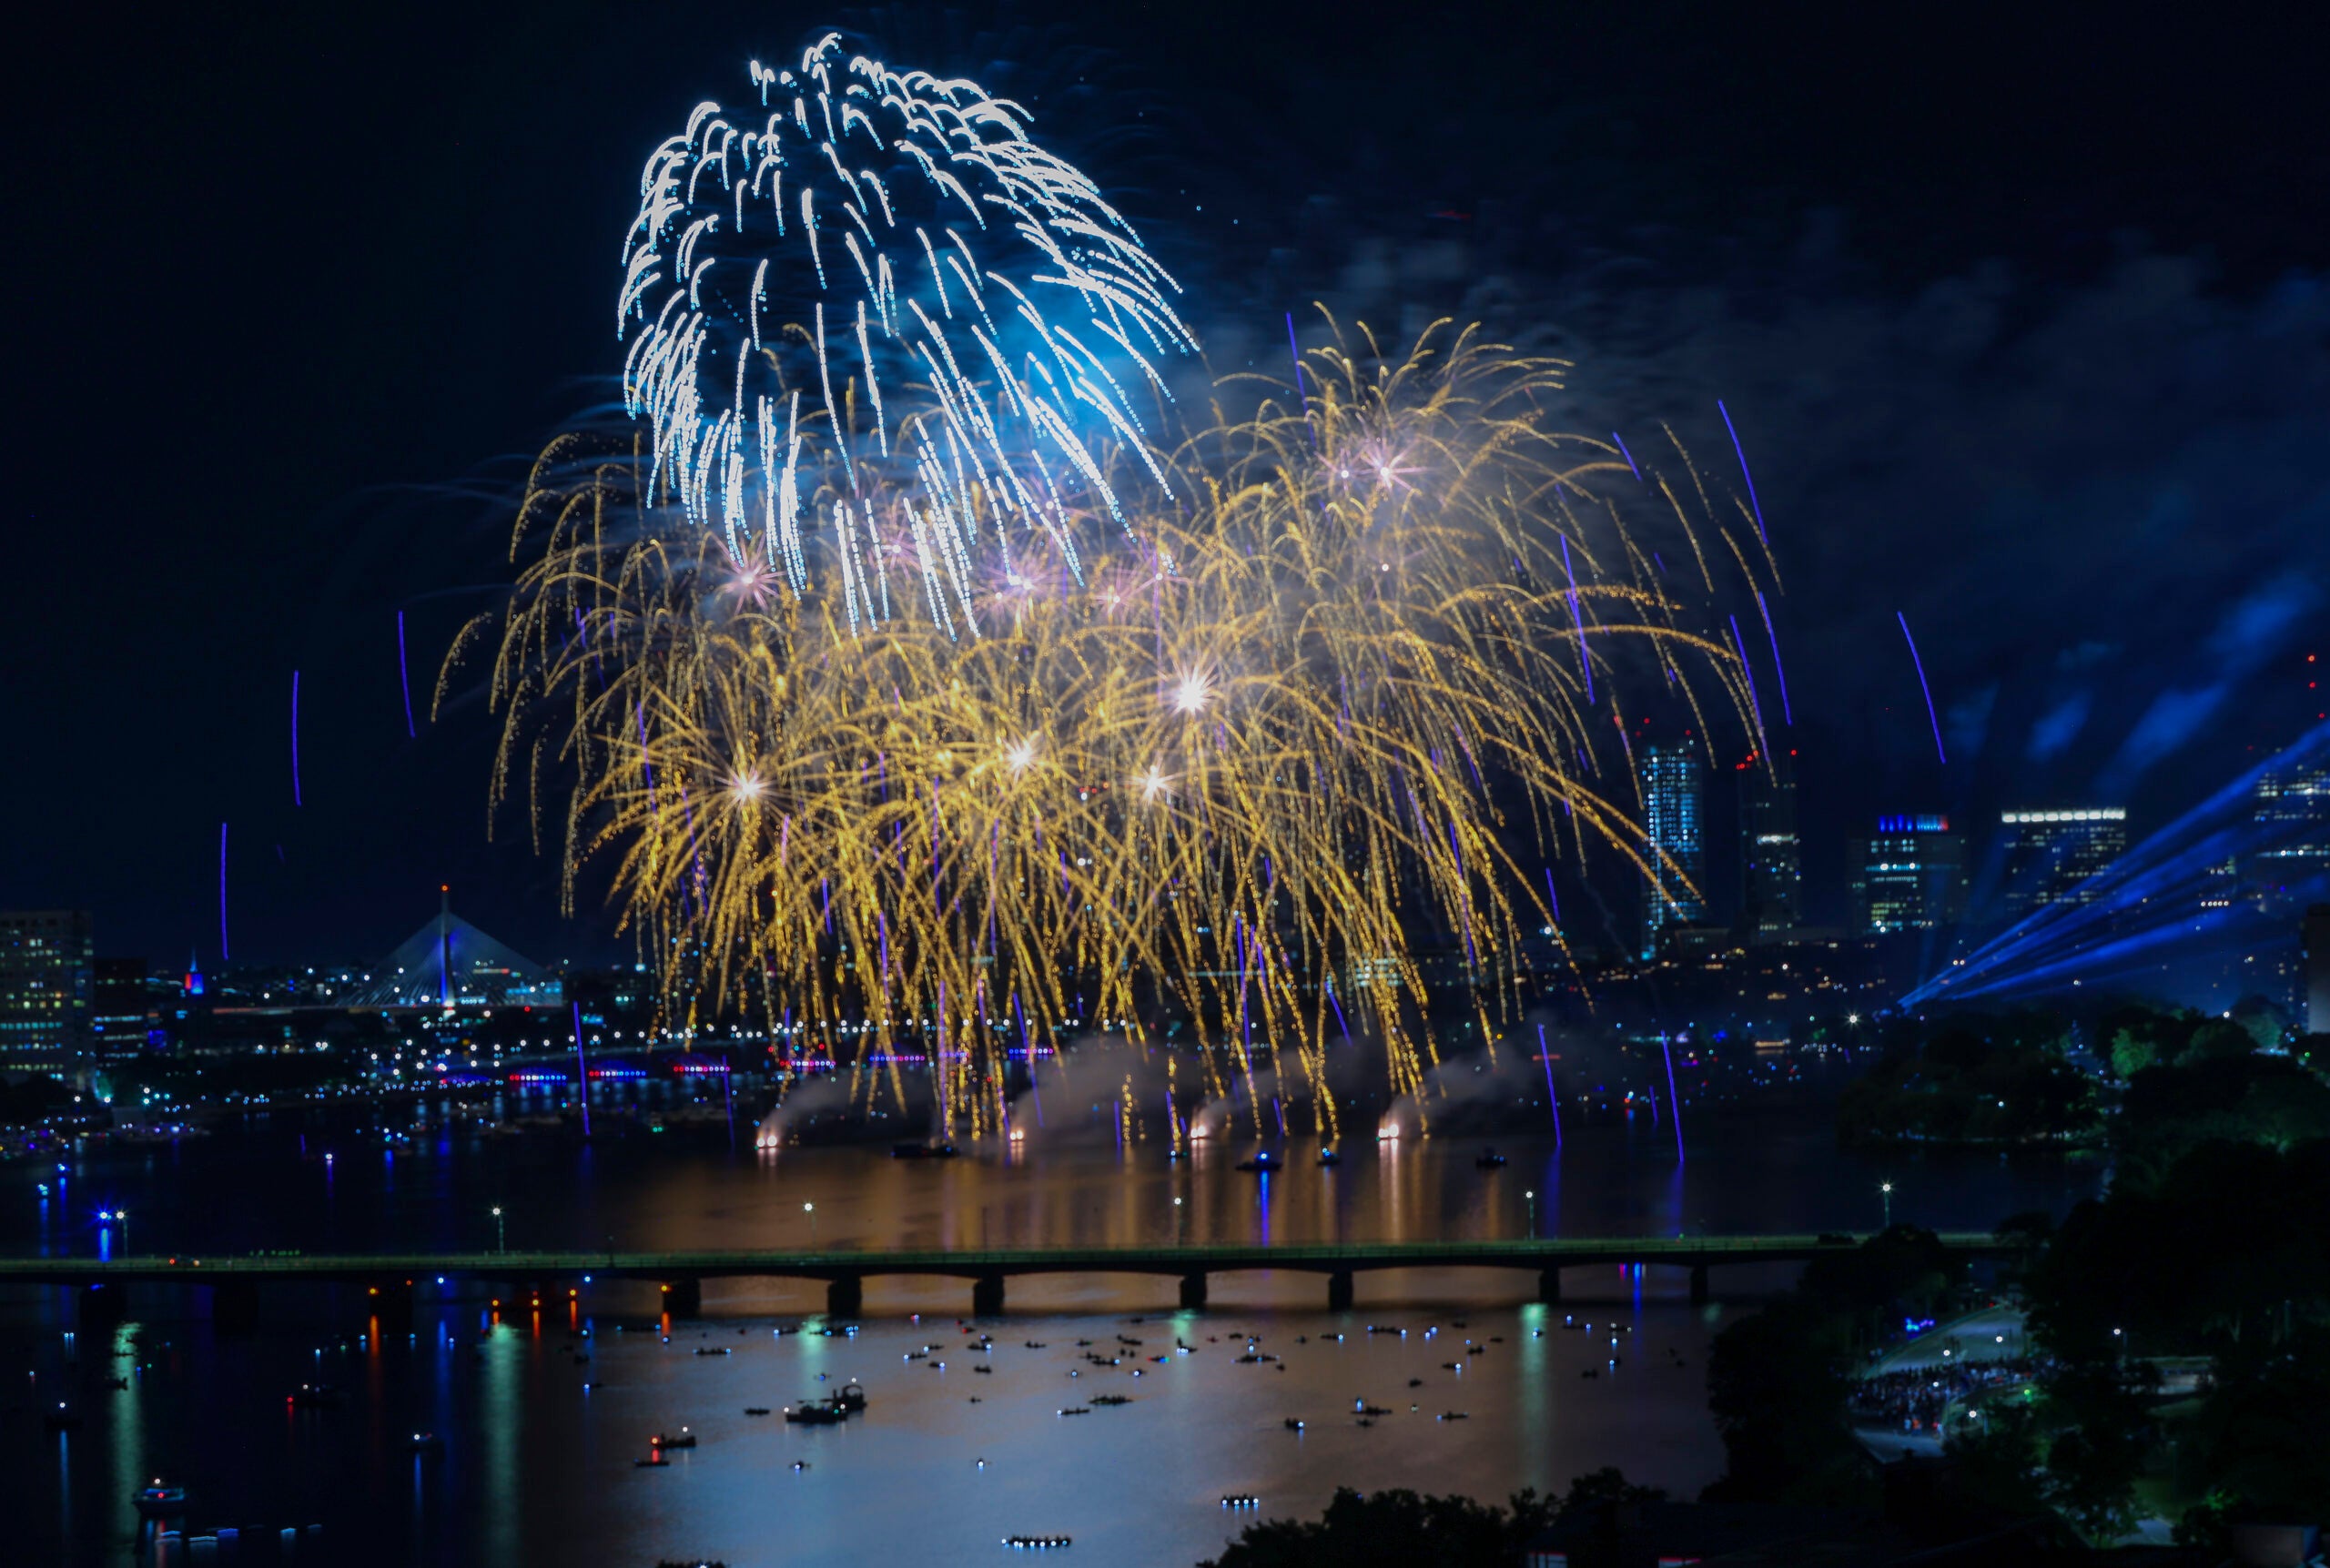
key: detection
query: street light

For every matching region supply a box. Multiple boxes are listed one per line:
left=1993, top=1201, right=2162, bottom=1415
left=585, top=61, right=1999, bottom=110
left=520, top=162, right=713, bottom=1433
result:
left=1525, top=1190, right=1536, bottom=1239
left=1879, top=1182, right=1893, bottom=1229
left=804, top=1202, right=816, bottom=1247
left=491, top=1206, right=505, bottom=1255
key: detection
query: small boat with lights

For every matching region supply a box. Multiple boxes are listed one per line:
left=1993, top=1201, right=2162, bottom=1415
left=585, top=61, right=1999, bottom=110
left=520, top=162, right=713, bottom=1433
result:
left=1233, top=1150, right=1283, bottom=1173
left=134, top=1482, right=187, bottom=1518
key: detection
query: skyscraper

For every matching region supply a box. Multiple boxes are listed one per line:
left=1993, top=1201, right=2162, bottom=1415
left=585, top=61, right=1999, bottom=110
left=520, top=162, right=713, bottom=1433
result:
left=1999, top=808, right=2128, bottom=916
left=1739, top=751, right=1801, bottom=936
left=1639, top=743, right=1706, bottom=957
left=0, top=910, right=94, bottom=1075
left=2254, top=761, right=2330, bottom=902
left=1848, top=817, right=1966, bottom=935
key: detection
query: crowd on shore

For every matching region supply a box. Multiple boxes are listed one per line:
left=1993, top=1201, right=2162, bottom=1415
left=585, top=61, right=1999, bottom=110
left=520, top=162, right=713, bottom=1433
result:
left=1849, top=1356, right=2048, bottom=1434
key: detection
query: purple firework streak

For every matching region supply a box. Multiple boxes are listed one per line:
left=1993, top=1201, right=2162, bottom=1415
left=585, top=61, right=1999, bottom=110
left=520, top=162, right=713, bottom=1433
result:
left=1897, top=612, right=1948, bottom=764
left=1754, top=592, right=1793, bottom=726
left=1717, top=400, right=1768, bottom=545
left=290, top=671, right=302, bottom=807
left=1728, top=616, right=1768, bottom=747
left=396, top=612, right=416, bottom=738
left=1538, top=1023, right=1563, bottom=1150
left=1661, top=1037, right=1687, bottom=1162
left=1612, top=432, right=1642, bottom=480
left=1558, top=534, right=1594, bottom=703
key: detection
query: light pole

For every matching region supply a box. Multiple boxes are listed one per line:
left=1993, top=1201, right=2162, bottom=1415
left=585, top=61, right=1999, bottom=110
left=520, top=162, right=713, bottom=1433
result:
left=1525, top=1190, right=1536, bottom=1239
left=804, top=1202, right=816, bottom=1248
left=492, top=1206, right=505, bottom=1255
left=1879, top=1182, right=1893, bottom=1230
left=1173, top=1195, right=1184, bottom=1246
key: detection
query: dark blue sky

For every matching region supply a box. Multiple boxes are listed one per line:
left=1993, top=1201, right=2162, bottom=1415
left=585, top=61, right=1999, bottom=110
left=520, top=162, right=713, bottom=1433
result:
left=5, top=1, right=2326, bottom=965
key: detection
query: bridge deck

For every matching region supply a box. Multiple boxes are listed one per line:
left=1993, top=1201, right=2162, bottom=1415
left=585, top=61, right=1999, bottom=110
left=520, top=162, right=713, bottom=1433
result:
left=0, top=1233, right=2017, bottom=1286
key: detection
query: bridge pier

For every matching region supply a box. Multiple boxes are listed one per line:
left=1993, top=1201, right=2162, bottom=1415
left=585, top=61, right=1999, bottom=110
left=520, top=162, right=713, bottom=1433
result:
left=971, top=1273, right=1005, bottom=1317
left=1537, top=1267, right=1563, bottom=1304
left=209, top=1280, right=261, bottom=1334
left=826, top=1276, right=863, bottom=1319
left=662, top=1278, right=702, bottom=1319
left=1689, top=1264, right=1710, bottom=1306
left=1325, top=1270, right=1354, bottom=1312
left=1179, top=1272, right=1208, bottom=1310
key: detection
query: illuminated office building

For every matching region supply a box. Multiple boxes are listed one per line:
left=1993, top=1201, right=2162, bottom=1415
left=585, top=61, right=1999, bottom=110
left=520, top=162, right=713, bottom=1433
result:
left=1848, top=817, right=1966, bottom=936
left=0, top=910, right=94, bottom=1074
left=1639, top=743, right=1706, bottom=957
left=2000, top=808, right=2127, bottom=916
left=1738, top=751, right=1801, bottom=936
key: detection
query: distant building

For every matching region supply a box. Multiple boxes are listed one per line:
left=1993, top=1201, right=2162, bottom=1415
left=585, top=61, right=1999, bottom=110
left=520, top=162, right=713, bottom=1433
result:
left=1848, top=817, right=1966, bottom=936
left=0, top=911, right=94, bottom=1075
left=1638, top=743, right=1706, bottom=958
left=88, top=957, right=157, bottom=1061
left=2306, top=905, right=2330, bottom=1037
left=1999, top=807, right=2127, bottom=916
left=2253, top=761, right=2330, bottom=902
left=1738, top=751, right=1801, bottom=936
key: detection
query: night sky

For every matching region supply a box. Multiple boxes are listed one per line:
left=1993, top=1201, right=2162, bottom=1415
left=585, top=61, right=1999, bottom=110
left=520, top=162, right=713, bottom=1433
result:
left=9, top=2, right=2328, bottom=966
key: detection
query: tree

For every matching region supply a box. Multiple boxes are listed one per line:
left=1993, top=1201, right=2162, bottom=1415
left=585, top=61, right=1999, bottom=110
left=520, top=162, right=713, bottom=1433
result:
left=1200, top=1487, right=1558, bottom=1568
left=1703, top=1300, right=1866, bottom=1503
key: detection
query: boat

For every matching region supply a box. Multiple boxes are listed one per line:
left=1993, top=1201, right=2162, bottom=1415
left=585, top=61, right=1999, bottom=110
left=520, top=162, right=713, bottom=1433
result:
left=1233, top=1150, right=1283, bottom=1173
left=1474, top=1148, right=1508, bottom=1169
left=1316, top=1147, right=1342, bottom=1167
left=694, top=1346, right=731, bottom=1357
left=134, top=1482, right=187, bottom=1518
left=1221, top=1495, right=1260, bottom=1509
left=1002, top=1536, right=1072, bottom=1550
left=835, top=1381, right=867, bottom=1411
left=288, top=1383, right=345, bottom=1410
left=44, top=1403, right=81, bottom=1432
left=784, top=1401, right=846, bottom=1425
left=651, top=1428, right=696, bottom=1449
left=743, top=1406, right=772, bottom=1416
left=1089, top=1394, right=1131, bottom=1406
left=1282, top=1418, right=1304, bottom=1431
left=410, top=1431, right=444, bottom=1453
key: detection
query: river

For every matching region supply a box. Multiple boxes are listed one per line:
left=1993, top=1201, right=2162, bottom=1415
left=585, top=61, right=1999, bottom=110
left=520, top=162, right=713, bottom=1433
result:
left=0, top=1092, right=2102, bottom=1565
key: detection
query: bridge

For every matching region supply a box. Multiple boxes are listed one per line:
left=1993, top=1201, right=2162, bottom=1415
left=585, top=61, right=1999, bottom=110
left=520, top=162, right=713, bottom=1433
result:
left=0, top=1233, right=2022, bottom=1324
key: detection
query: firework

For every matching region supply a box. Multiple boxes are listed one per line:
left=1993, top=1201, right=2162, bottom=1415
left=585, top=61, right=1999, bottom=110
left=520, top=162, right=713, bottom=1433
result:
left=619, top=33, right=1195, bottom=632
left=468, top=319, right=1769, bottom=1138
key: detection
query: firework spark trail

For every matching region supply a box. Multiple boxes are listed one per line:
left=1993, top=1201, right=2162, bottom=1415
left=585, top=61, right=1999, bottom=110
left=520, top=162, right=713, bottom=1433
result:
left=477, top=320, right=1765, bottom=1130
left=397, top=612, right=417, bottom=738
left=1613, top=432, right=1641, bottom=481
left=619, top=36, right=1196, bottom=628
left=1660, top=1035, right=1686, bottom=1162
left=1898, top=610, right=1947, bottom=764
left=1538, top=1022, right=1563, bottom=1150
left=290, top=671, right=302, bottom=806
left=1754, top=591, right=1792, bottom=726
left=1717, top=400, right=1767, bottom=545
left=1727, top=615, right=1767, bottom=750
left=572, top=1000, right=593, bottom=1138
